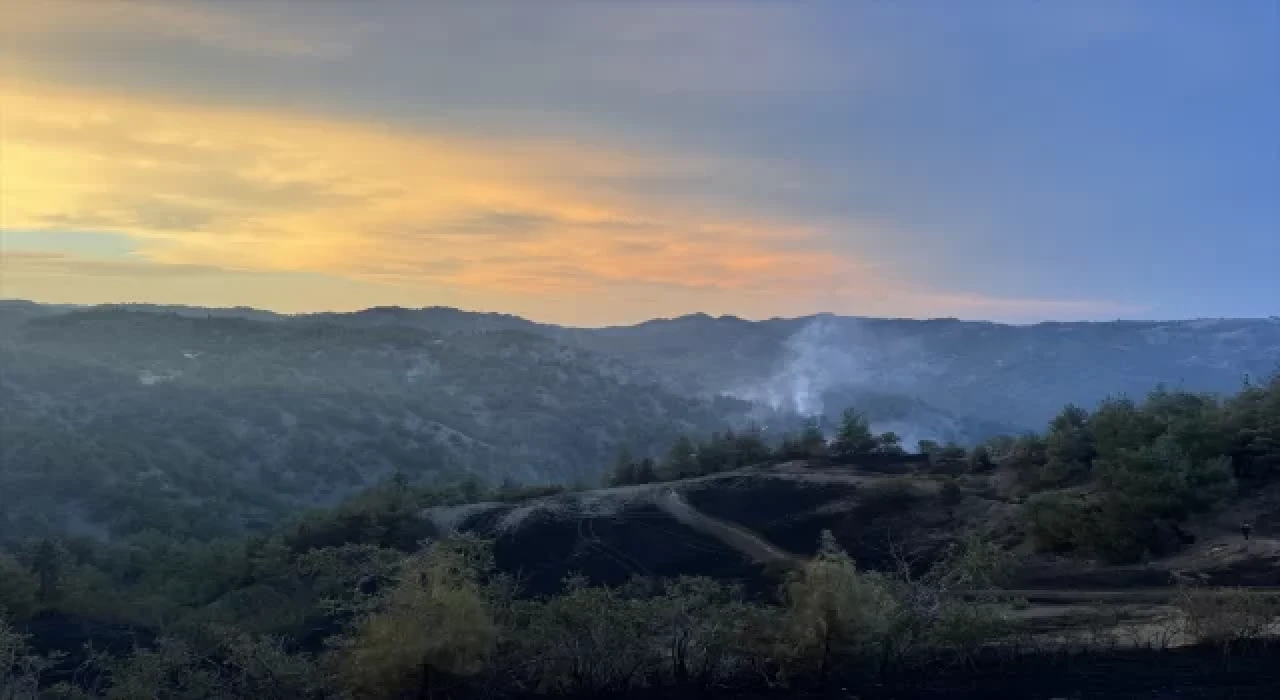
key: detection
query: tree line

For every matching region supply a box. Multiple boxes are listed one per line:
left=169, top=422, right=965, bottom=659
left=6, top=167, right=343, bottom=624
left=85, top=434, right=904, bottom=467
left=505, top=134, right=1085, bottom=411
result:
left=610, top=376, right=1280, bottom=564
left=2, top=528, right=1021, bottom=699
left=3, top=376, right=1279, bottom=696
left=607, top=410, right=917, bottom=486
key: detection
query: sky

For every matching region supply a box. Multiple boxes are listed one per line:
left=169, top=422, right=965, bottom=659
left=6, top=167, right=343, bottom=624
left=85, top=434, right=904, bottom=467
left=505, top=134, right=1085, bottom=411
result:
left=1, top=0, right=1276, bottom=326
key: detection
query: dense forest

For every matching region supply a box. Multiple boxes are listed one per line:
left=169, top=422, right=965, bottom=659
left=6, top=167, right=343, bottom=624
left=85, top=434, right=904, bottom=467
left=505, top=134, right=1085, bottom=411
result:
left=3, top=375, right=1279, bottom=698
left=614, top=374, right=1280, bottom=564
left=0, top=308, right=746, bottom=541
left=6, top=303, right=1277, bottom=546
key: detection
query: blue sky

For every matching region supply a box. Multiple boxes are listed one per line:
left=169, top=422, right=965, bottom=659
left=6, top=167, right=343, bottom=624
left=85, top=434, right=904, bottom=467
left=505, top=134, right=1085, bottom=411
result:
left=2, top=1, right=1276, bottom=324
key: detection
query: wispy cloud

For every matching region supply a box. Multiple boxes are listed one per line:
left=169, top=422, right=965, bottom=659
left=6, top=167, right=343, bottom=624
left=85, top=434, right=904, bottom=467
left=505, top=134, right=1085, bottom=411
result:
left=1, top=251, right=246, bottom=279
left=0, top=77, right=1139, bottom=323
left=2, top=0, right=373, bottom=59
left=0, top=81, right=855, bottom=298
left=7, top=0, right=1224, bottom=323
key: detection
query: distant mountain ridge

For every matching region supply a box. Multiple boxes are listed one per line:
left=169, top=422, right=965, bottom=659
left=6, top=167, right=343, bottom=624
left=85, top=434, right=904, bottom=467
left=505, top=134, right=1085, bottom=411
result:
left=6, top=300, right=1279, bottom=429
left=3, top=299, right=1277, bottom=539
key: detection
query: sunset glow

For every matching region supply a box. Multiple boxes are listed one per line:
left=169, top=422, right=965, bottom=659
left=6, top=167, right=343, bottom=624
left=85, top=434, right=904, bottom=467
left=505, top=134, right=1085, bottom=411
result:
left=3, top=1, right=1276, bottom=323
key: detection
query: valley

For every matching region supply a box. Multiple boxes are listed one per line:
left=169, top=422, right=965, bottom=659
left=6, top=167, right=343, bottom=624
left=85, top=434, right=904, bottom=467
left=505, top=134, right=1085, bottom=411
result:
left=4, top=301, right=1280, bottom=698
left=4, top=301, right=1278, bottom=542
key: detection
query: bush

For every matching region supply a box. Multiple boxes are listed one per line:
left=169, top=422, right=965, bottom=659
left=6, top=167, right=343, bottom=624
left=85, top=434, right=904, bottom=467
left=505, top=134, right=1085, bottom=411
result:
left=1, top=618, right=53, bottom=699
left=515, top=575, right=658, bottom=694
left=1024, top=492, right=1091, bottom=555
left=780, top=531, right=1012, bottom=678
left=333, top=537, right=501, bottom=699
left=1175, top=585, right=1280, bottom=648
left=1023, top=436, right=1235, bottom=563
left=106, top=634, right=327, bottom=700
left=782, top=532, right=898, bottom=677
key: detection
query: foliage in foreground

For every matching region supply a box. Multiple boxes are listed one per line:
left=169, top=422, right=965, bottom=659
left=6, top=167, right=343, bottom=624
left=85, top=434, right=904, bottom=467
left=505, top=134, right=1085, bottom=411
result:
left=1010, top=379, right=1280, bottom=562
left=1, top=532, right=1030, bottom=699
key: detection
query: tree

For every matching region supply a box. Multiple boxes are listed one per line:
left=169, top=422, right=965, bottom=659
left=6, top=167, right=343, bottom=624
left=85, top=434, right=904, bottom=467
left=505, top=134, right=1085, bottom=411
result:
left=518, top=575, right=656, bottom=694
left=1040, top=404, right=1096, bottom=487
left=106, top=634, right=326, bottom=700
left=1027, top=436, right=1235, bottom=563
left=1005, top=433, right=1049, bottom=487
left=797, top=418, right=828, bottom=460
left=830, top=409, right=875, bottom=460
left=608, top=448, right=636, bottom=486
left=782, top=531, right=896, bottom=678
left=336, top=537, right=500, bottom=699
left=634, top=457, right=659, bottom=485
left=733, top=427, right=773, bottom=466
left=874, top=431, right=905, bottom=456
left=652, top=577, right=751, bottom=688
left=695, top=433, right=733, bottom=476
left=1221, top=375, right=1280, bottom=479
left=663, top=436, right=699, bottom=480
left=1088, top=397, right=1161, bottom=458
left=608, top=457, right=639, bottom=488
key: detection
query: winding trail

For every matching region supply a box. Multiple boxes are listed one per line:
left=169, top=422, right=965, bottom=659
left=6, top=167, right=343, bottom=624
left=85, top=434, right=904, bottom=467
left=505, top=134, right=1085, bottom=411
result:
left=653, top=487, right=800, bottom=567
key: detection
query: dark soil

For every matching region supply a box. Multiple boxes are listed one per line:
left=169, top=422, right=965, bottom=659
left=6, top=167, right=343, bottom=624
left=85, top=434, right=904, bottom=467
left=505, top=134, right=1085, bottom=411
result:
left=683, top=475, right=857, bottom=534
left=1201, top=554, right=1280, bottom=586
left=507, top=647, right=1280, bottom=700
left=1012, top=563, right=1178, bottom=590
left=685, top=476, right=952, bottom=573
left=487, top=504, right=767, bottom=596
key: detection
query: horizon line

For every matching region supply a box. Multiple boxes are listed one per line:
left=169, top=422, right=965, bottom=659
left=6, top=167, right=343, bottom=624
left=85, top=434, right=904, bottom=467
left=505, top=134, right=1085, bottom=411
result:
left=5, top=297, right=1278, bottom=331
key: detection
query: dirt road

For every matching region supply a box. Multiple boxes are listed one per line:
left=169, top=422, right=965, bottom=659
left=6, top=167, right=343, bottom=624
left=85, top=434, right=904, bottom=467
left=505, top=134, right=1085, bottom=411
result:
left=654, top=487, right=800, bottom=567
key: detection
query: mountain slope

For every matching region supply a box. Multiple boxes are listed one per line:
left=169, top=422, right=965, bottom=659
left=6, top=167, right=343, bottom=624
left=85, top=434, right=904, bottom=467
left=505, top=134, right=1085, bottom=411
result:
left=5, top=301, right=1279, bottom=541
left=0, top=309, right=745, bottom=539
left=288, top=306, right=1280, bottom=433
left=554, top=314, right=1280, bottom=430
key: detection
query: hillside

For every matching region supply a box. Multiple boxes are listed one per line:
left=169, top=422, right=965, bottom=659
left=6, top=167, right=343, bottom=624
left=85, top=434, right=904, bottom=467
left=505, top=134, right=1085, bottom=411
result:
left=4, top=300, right=1279, bottom=541
left=430, top=457, right=1280, bottom=597
left=18, top=302, right=1278, bottom=432
left=560, top=313, right=1280, bottom=429
left=4, top=374, right=1280, bottom=699
left=0, top=308, right=743, bottom=539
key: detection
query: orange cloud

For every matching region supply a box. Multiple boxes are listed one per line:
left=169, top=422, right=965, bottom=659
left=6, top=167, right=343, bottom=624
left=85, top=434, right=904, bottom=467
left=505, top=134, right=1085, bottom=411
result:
left=1, top=77, right=1140, bottom=324
left=2, top=0, right=370, bottom=59
left=1, top=79, right=872, bottom=302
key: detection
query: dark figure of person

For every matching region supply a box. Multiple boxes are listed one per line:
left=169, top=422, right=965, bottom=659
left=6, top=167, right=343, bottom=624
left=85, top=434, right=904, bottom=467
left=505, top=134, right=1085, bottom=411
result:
left=1241, top=522, right=1253, bottom=541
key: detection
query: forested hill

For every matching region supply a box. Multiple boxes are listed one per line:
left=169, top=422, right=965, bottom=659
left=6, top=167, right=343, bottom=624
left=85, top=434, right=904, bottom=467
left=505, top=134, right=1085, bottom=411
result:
left=12, top=302, right=1279, bottom=429
left=556, top=313, right=1280, bottom=429
left=0, top=307, right=744, bottom=540
left=3, top=300, right=1279, bottom=541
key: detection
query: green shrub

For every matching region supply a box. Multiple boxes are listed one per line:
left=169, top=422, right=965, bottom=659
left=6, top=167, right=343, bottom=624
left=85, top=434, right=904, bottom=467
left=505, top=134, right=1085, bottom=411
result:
left=333, top=537, right=501, bottom=699
left=1175, top=586, right=1280, bottom=648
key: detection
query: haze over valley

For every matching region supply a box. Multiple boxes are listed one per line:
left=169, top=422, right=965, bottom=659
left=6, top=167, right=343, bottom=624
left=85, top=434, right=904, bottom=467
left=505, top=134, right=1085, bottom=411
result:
left=3, top=1, right=1278, bottom=697
left=4, top=299, right=1277, bottom=541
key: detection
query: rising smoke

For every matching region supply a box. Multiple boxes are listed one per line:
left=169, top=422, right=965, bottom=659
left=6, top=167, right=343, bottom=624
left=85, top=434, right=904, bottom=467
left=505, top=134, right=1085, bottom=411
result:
left=728, top=317, right=968, bottom=447
left=729, top=317, right=877, bottom=416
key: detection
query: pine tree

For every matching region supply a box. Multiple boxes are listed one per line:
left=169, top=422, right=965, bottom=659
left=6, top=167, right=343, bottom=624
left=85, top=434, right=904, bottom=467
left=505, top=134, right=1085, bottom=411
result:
left=830, top=409, right=875, bottom=460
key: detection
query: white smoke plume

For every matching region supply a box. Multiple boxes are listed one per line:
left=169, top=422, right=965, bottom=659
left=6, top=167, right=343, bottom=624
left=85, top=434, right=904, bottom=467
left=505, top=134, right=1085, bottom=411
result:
left=728, top=317, right=965, bottom=446
left=729, top=317, right=876, bottom=416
